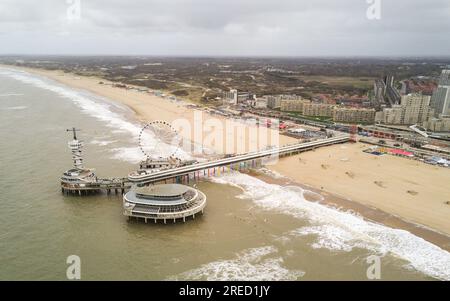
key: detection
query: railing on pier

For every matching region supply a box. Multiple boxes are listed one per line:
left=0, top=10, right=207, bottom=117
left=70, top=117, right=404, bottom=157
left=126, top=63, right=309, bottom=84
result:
left=61, top=177, right=132, bottom=196
left=128, top=135, right=350, bottom=184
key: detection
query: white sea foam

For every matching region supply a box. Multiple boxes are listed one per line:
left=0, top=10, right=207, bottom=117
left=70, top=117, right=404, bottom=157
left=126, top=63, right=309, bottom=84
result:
left=0, top=93, right=24, bottom=97
left=1, top=106, right=27, bottom=110
left=259, top=167, right=287, bottom=179
left=90, top=139, right=118, bottom=146
left=110, top=147, right=146, bottom=164
left=0, top=68, right=191, bottom=163
left=210, top=172, right=450, bottom=280
left=167, top=246, right=304, bottom=281
left=1, top=68, right=141, bottom=134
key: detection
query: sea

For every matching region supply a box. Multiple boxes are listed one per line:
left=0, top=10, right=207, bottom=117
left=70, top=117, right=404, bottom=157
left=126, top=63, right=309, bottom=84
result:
left=0, top=67, right=449, bottom=280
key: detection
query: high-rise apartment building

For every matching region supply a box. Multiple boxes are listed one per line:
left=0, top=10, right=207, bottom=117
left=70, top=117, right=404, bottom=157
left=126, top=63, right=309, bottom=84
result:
left=430, top=70, right=450, bottom=116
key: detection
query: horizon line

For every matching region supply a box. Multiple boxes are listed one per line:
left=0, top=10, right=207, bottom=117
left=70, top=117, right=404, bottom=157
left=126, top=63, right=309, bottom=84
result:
left=1, top=54, right=450, bottom=60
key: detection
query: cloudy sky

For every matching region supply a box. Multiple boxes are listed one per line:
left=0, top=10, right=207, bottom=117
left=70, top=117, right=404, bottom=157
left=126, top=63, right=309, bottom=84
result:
left=0, top=0, right=449, bottom=56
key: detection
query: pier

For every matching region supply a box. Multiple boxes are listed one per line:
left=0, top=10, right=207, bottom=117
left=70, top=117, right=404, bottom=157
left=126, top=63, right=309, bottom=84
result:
left=128, top=135, right=350, bottom=185
left=61, top=128, right=132, bottom=196
left=61, top=177, right=132, bottom=196
left=61, top=127, right=349, bottom=196
left=123, top=184, right=207, bottom=224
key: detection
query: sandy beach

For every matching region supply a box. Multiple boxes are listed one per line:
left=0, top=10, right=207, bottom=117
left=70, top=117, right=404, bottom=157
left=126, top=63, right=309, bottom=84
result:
left=4, top=65, right=450, bottom=240
left=269, top=143, right=450, bottom=237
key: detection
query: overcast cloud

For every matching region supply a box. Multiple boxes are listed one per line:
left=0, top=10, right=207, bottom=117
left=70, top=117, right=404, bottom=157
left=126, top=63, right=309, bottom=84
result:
left=0, top=0, right=449, bottom=56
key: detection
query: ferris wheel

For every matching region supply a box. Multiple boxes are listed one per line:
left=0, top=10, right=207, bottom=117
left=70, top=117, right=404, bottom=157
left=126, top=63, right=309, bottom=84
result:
left=138, top=120, right=182, bottom=159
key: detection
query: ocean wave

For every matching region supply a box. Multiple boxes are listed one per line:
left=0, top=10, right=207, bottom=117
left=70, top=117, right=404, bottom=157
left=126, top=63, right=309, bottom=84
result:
left=90, top=139, right=118, bottom=146
left=258, top=168, right=287, bottom=179
left=0, top=93, right=24, bottom=97
left=210, top=172, right=450, bottom=280
left=109, top=147, right=146, bottom=164
left=1, top=106, right=27, bottom=110
left=167, top=246, right=304, bottom=281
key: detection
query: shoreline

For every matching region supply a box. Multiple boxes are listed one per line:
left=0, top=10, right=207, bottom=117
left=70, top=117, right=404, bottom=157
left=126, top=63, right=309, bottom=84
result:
left=2, top=64, right=450, bottom=248
left=0, top=64, right=296, bottom=155
left=249, top=170, right=450, bottom=252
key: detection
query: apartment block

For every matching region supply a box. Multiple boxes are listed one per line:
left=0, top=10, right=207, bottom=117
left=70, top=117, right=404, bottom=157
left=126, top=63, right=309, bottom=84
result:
left=302, top=103, right=334, bottom=117
left=332, top=107, right=376, bottom=124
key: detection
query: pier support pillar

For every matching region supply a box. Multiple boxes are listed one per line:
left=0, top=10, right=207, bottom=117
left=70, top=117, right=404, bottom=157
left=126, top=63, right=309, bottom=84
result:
left=183, top=216, right=186, bottom=223
left=145, top=218, right=148, bottom=224
left=164, top=219, right=167, bottom=224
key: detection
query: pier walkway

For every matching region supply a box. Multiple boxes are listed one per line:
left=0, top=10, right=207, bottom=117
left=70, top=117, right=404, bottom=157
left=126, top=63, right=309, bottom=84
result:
left=128, top=135, right=350, bottom=184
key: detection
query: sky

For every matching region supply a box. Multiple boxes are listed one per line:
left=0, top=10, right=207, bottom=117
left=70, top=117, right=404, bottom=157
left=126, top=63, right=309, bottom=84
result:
left=0, top=0, right=449, bottom=57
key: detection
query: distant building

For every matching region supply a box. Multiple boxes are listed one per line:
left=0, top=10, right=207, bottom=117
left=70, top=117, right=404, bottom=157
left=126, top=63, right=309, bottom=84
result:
left=262, top=94, right=302, bottom=110
left=400, top=80, right=410, bottom=95
left=422, top=115, right=450, bottom=132
left=385, top=75, right=401, bottom=106
left=332, top=107, right=376, bottom=124
left=251, top=98, right=268, bottom=109
left=373, top=75, right=401, bottom=107
left=279, top=94, right=303, bottom=101
left=379, top=105, right=403, bottom=124
left=374, top=79, right=386, bottom=105
left=377, top=93, right=434, bottom=125
left=237, top=91, right=253, bottom=103
left=223, top=89, right=238, bottom=105
left=265, top=95, right=282, bottom=109
left=302, top=103, right=334, bottom=117
left=280, top=98, right=308, bottom=112
left=430, top=70, right=450, bottom=116
left=401, top=93, right=434, bottom=124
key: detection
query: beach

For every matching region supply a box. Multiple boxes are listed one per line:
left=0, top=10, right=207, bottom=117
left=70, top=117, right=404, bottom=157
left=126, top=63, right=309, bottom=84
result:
left=4, top=65, right=450, bottom=240
left=269, top=143, right=450, bottom=238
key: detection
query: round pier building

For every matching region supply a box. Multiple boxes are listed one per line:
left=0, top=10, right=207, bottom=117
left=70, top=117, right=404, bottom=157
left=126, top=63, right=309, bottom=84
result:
left=123, top=184, right=206, bottom=224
